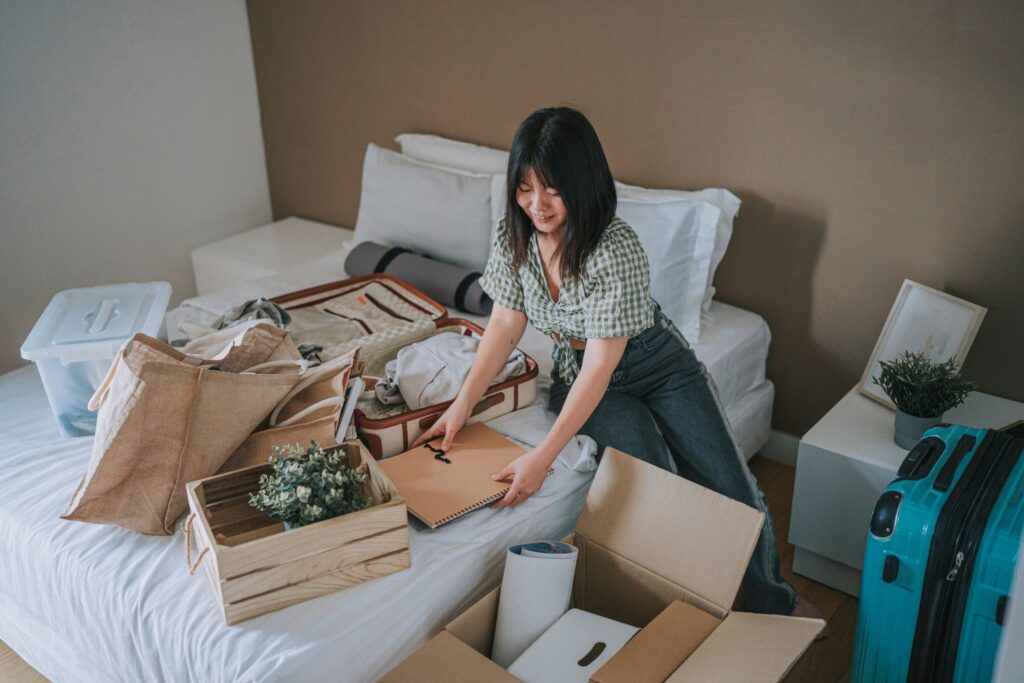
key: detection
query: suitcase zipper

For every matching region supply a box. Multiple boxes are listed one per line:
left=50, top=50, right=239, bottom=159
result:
left=933, top=434, right=1023, bottom=682
left=945, top=551, right=964, bottom=582
left=907, top=430, right=1006, bottom=682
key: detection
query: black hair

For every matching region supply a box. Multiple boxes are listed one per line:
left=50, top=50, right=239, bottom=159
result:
left=504, top=107, right=616, bottom=283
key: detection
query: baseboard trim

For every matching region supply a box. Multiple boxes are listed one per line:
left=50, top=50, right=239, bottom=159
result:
left=758, top=429, right=799, bottom=467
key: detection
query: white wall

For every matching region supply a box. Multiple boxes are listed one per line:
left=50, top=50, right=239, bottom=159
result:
left=0, top=0, right=272, bottom=373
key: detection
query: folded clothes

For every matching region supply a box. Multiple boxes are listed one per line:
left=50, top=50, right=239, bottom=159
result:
left=222, top=297, right=291, bottom=328
left=175, top=297, right=293, bottom=343
left=176, top=299, right=327, bottom=362
left=374, top=332, right=526, bottom=409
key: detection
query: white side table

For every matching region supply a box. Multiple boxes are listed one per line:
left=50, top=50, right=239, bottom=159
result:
left=191, top=216, right=354, bottom=295
left=789, top=387, right=1024, bottom=596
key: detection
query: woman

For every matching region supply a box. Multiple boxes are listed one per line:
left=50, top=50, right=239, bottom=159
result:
left=413, top=106, right=818, bottom=619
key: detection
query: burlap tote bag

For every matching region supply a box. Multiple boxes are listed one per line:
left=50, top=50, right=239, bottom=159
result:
left=62, top=324, right=313, bottom=534
left=218, top=347, right=360, bottom=473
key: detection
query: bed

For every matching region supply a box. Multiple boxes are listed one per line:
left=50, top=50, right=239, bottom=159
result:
left=0, top=246, right=774, bottom=682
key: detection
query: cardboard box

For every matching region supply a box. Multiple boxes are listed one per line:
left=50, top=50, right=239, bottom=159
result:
left=591, top=600, right=720, bottom=682
left=381, top=447, right=823, bottom=682
left=184, top=439, right=409, bottom=625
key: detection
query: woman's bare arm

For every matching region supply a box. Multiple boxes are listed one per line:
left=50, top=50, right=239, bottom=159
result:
left=412, top=303, right=528, bottom=450
left=491, top=336, right=626, bottom=509
left=532, top=336, right=626, bottom=466
left=454, top=303, right=528, bottom=411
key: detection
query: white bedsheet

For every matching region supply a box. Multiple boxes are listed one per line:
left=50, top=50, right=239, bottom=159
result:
left=0, top=272, right=775, bottom=682
left=0, top=398, right=597, bottom=683
left=456, top=298, right=770, bottom=418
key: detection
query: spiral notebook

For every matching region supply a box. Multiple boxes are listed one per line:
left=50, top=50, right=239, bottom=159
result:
left=378, top=422, right=536, bottom=528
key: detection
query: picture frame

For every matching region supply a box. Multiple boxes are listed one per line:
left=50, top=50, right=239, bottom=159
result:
left=859, top=279, right=987, bottom=410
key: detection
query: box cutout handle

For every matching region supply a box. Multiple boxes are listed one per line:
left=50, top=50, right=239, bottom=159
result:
left=578, top=642, right=606, bottom=667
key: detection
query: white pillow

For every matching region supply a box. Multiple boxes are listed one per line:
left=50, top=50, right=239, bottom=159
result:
left=486, top=174, right=719, bottom=342
left=397, top=134, right=510, bottom=239
left=395, top=133, right=509, bottom=175
left=615, top=180, right=740, bottom=313
left=616, top=198, right=721, bottom=343
left=353, top=143, right=494, bottom=272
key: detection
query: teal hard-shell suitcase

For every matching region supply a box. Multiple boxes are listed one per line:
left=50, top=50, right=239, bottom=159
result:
left=852, top=424, right=1024, bottom=683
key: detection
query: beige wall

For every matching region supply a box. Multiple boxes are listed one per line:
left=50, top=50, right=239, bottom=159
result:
left=247, top=0, right=1024, bottom=435
left=0, top=1, right=272, bottom=375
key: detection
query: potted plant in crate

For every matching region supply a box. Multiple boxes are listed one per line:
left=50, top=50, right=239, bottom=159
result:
left=872, top=351, right=975, bottom=448
left=250, top=441, right=371, bottom=529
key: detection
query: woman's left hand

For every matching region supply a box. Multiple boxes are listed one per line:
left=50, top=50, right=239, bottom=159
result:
left=490, top=450, right=552, bottom=509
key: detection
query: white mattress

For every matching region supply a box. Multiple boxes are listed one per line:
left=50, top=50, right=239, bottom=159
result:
left=0, top=277, right=774, bottom=682
left=0, top=420, right=595, bottom=682
left=164, top=248, right=772, bottom=439
left=462, top=299, right=771, bottom=417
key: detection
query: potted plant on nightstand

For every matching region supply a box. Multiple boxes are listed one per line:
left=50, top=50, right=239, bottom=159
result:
left=872, top=351, right=976, bottom=448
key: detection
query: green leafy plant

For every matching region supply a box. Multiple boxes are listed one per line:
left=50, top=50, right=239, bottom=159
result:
left=872, top=351, right=975, bottom=418
left=249, top=441, right=371, bottom=529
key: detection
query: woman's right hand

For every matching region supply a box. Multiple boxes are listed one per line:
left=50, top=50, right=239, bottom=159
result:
left=411, top=398, right=473, bottom=451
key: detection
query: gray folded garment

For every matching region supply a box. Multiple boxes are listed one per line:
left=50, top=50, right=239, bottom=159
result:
left=345, top=241, right=493, bottom=316
left=375, top=332, right=526, bottom=410
left=174, top=297, right=292, bottom=345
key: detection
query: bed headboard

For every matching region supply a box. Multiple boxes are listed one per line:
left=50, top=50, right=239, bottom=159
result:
left=246, top=0, right=1024, bottom=434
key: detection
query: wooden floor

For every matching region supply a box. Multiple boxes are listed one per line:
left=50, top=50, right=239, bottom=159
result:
left=748, top=455, right=857, bottom=683
left=0, top=456, right=854, bottom=682
left=0, top=641, right=47, bottom=683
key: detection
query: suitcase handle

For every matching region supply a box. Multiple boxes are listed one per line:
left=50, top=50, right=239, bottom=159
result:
left=418, top=392, right=504, bottom=430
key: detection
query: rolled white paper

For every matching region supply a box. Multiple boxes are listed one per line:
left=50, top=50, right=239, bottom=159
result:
left=491, top=541, right=579, bottom=668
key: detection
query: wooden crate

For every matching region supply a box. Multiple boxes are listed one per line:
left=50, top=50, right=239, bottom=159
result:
left=184, top=439, right=409, bottom=625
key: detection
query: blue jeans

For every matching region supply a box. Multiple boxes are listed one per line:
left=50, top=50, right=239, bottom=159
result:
left=548, top=305, right=798, bottom=615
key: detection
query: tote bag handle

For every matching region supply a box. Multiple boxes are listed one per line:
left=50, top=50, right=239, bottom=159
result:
left=257, top=354, right=356, bottom=429
left=87, top=345, right=302, bottom=412
left=87, top=346, right=127, bottom=411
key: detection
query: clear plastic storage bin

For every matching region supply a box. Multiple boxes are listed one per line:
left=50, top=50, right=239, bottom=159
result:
left=20, top=282, right=172, bottom=438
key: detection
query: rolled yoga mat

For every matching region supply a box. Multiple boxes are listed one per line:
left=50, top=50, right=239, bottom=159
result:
left=491, top=540, right=579, bottom=668
left=344, top=241, right=493, bottom=316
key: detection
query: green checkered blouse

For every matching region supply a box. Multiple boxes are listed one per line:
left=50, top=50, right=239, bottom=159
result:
left=479, top=215, right=656, bottom=384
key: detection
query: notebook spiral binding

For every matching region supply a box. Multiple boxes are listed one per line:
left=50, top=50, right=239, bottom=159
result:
left=435, top=490, right=510, bottom=526
left=432, top=467, right=555, bottom=526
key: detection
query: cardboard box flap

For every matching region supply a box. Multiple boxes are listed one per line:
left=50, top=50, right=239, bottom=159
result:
left=576, top=447, right=765, bottom=613
left=591, top=600, right=721, bottom=683
left=665, top=612, right=825, bottom=682
left=379, top=631, right=519, bottom=682
left=446, top=586, right=502, bottom=657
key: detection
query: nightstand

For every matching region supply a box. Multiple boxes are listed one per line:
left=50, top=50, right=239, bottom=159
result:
left=191, top=216, right=353, bottom=295
left=788, top=387, right=1024, bottom=596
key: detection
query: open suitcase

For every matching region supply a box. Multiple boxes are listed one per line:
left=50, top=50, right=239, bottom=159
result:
left=852, top=424, right=1024, bottom=683
left=273, top=274, right=538, bottom=459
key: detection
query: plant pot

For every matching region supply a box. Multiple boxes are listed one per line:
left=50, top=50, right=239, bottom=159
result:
left=894, top=410, right=943, bottom=449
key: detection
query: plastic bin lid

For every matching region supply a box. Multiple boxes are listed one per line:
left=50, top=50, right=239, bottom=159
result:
left=21, top=282, right=172, bottom=364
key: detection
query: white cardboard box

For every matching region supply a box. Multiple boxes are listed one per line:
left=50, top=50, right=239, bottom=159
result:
left=507, top=609, right=638, bottom=682
left=382, top=447, right=824, bottom=682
